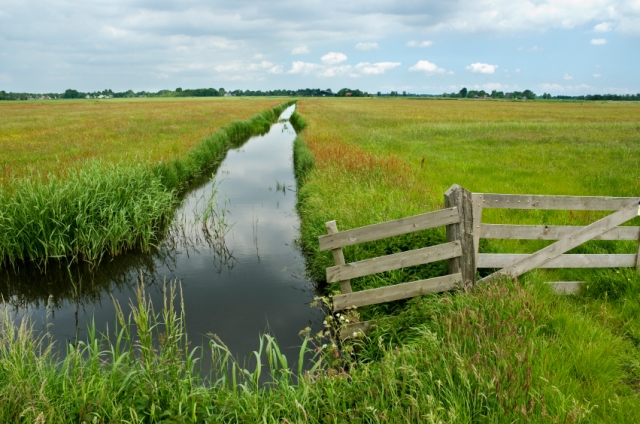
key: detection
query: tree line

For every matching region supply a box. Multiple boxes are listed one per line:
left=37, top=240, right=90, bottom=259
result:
left=1, top=88, right=639, bottom=101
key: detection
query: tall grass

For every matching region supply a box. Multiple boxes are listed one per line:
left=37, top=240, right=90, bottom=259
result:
left=0, top=101, right=295, bottom=268
left=2, top=278, right=639, bottom=422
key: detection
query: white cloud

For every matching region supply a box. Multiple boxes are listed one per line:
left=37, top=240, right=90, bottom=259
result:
left=593, top=73, right=602, bottom=78
left=0, top=73, right=13, bottom=83
left=355, top=42, right=379, bottom=51
left=288, top=59, right=401, bottom=78
left=465, top=62, right=498, bottom=74
left=288, top=61, right=322, bottom=74
left=268, top=65, right=283, bottom=74
left=291, top=45, right=310, bottom=55
left=355, top=61, right=400, bottom=75
left=591, top=38, right=607, bottom=45
left=409, top=60, right=447, bottom=74
left=594, top=22, right=612, bottom=32
left=407, top=40, right=433, bottom=48
left=563, top=73, right=573, bottom=80
left=321, top=52, right=347, bottom=65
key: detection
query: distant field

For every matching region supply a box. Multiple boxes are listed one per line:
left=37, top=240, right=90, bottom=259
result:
left=299, top=98, right=640, bottom=199
left=0, top=97, right=284, bottom=178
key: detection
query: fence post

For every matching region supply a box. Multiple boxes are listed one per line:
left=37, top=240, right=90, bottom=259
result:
left=444, top=184, right=476, bottom=286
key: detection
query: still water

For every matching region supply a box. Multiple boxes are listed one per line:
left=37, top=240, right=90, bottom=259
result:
left=1, top=105, right=323, bottom=365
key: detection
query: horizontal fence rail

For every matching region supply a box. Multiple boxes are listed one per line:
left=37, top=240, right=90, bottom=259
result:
left=326, top=241, right=461, bottom=283
left=318, top=207, right=460, bottom=251
left=481, top=224, right=640, bottom=241
left=479, top=193, right=639, bottom=211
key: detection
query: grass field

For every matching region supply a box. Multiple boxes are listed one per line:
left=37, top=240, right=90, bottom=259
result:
left=0, top=97, right=285, bottom=178
left=292, top=98, right=640, bottom=422
left=1, top=98, right=640, bottom=422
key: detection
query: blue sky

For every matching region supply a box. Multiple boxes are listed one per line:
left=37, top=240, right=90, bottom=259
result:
left=1, top=0, right=638, bottom=95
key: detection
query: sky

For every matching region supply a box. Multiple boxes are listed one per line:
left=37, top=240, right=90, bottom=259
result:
left=1, top=0, right=639, bottom=95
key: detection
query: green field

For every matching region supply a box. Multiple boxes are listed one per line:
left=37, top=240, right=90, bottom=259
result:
left=1, top=98, right=640, bottom=422
left=0, top=97, right=285, bottom=178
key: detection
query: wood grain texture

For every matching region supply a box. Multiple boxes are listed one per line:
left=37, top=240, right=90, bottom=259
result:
left=471, top=193, right=484, bottom=272
left=481, top=224, right=640, bottom=241
left=479, top=193, right=639, bottom=211
left=325, top=221, right=352, bottom=293
left=478, top=253, right=637, bottom=268
left=332, top=273, right=462, bottom=311
left=480, top=202, right=639, bottom=282
left=318, top=207, right=460, bottom=251
left=326, top=241, right=462, bottom=283
left=444, top=185, right=476, bottom=285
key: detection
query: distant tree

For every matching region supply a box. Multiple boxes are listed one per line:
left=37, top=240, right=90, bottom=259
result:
left=218, top=88, right=226, bottom=95
left=522, top=89, right=537, bottom=100
left=63, top=89, right=81, bottom=99
left=459, top=87, right=468, bottom=98
left=176, top=87, right=182, bottom=92
left=402, top=91, right=407, bottom=96
left=326, top=88, right=332, bottom=93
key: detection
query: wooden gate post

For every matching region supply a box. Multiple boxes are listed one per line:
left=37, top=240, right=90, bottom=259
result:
left=444, top=184, right=476, bottom=286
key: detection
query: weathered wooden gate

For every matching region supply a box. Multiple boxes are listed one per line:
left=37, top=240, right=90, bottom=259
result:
left=469, top=189, right=640, bottom=291
left=318, top=206, right=467, bottom=313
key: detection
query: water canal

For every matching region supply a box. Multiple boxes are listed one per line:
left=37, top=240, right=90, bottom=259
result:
left=1, top=104, right=324, bottom=366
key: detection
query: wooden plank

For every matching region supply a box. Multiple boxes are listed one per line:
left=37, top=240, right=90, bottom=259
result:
left=471, top=193, right=484, bottom=270
left=478, top=253, right=637, bottom=268
left=549, top=282, right=583, bottom=294
left=636, top=227, right=640, bottom=272
left=325, top=221, right=352, bottom=294
left=326, top=241, right=462, bottom=283
left=481, top=224, right=640, bottom=241
left=480, top=202, right=640, bottom=282
left=444, top=185, right=476, bottom=285
left=479, top=193, right=638, bottom=211
left=318, top=207, right=460, bottom=251
left=333, top=273, right=462, bottom=311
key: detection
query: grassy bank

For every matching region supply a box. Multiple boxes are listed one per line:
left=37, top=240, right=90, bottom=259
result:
left=0, top=101, right=294, bottom=268
left=290, top=98, right=640, bottom=420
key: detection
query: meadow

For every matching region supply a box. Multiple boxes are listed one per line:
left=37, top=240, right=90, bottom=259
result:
left=293, top=98, right=640, bottom=421
left=0, top=97, right=284, bottom=178
left=1, top=97, right=640, bottom=422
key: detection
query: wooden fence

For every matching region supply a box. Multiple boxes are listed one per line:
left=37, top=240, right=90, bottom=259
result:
left=318, top=207, right=465, bottom=313
left=319, top=184, right=640, bottom=320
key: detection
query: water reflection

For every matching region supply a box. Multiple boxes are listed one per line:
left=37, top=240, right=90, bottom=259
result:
left=1, top=105, right=323, bottom=363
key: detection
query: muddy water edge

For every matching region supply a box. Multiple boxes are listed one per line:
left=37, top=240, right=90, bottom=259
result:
left=0, top=104, right=324, bottom=370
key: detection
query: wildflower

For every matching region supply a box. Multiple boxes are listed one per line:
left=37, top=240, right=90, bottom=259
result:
left=322, top=344, right=327, bottom=349
left=353, top=332, right=358, bottom=338
left=345, top=319, right=349, bottom=323
left=339, top=316, right=345, bottom=321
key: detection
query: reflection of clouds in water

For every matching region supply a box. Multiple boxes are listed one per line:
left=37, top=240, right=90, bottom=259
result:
left=3, top=104, right=322, bottom=365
